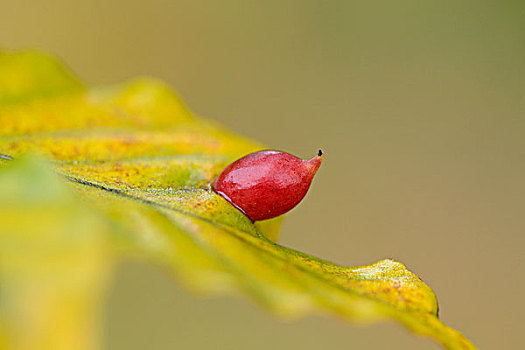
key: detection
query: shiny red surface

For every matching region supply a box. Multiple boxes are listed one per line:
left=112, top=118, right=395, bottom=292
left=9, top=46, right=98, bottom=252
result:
left=212, top=150, right=322, bottom=221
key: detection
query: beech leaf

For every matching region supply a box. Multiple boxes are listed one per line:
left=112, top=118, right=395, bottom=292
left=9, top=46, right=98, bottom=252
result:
left=0, top=51, right=477, bottom=350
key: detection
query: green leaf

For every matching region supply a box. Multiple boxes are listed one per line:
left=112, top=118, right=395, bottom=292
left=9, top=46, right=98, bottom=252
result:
left=0, top=51, right=477, bottom=350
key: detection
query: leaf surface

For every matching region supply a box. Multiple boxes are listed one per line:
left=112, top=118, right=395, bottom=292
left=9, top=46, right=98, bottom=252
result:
left=0, top=51, right=477, bottom=350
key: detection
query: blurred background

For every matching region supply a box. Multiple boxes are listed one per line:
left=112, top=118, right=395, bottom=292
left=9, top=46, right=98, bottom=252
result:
left=1, top=0, right=523, bottom=349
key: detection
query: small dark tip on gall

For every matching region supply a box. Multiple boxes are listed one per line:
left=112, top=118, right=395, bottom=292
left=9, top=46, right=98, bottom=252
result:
left=317, top=149, right=323, bottom=156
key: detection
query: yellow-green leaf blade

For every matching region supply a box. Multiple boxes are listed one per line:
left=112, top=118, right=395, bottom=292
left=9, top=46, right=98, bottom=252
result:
left=0, top=50, right=477, bottom=350
left=0, top=157, right=113, bottom=350
left=0, top=50, right=82, bottom=105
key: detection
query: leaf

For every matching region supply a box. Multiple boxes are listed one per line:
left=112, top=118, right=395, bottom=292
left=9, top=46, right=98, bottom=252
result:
left=0, top=157, right=113, bottom=350
left=0, top=50, right=477, bottom=350
left=0, top=51, right=82, bottom=105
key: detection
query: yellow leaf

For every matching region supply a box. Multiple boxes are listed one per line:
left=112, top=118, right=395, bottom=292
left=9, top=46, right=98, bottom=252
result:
left=0, top=157, right=113, bottom=350
left=0, top=51, right=477, bottom=350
